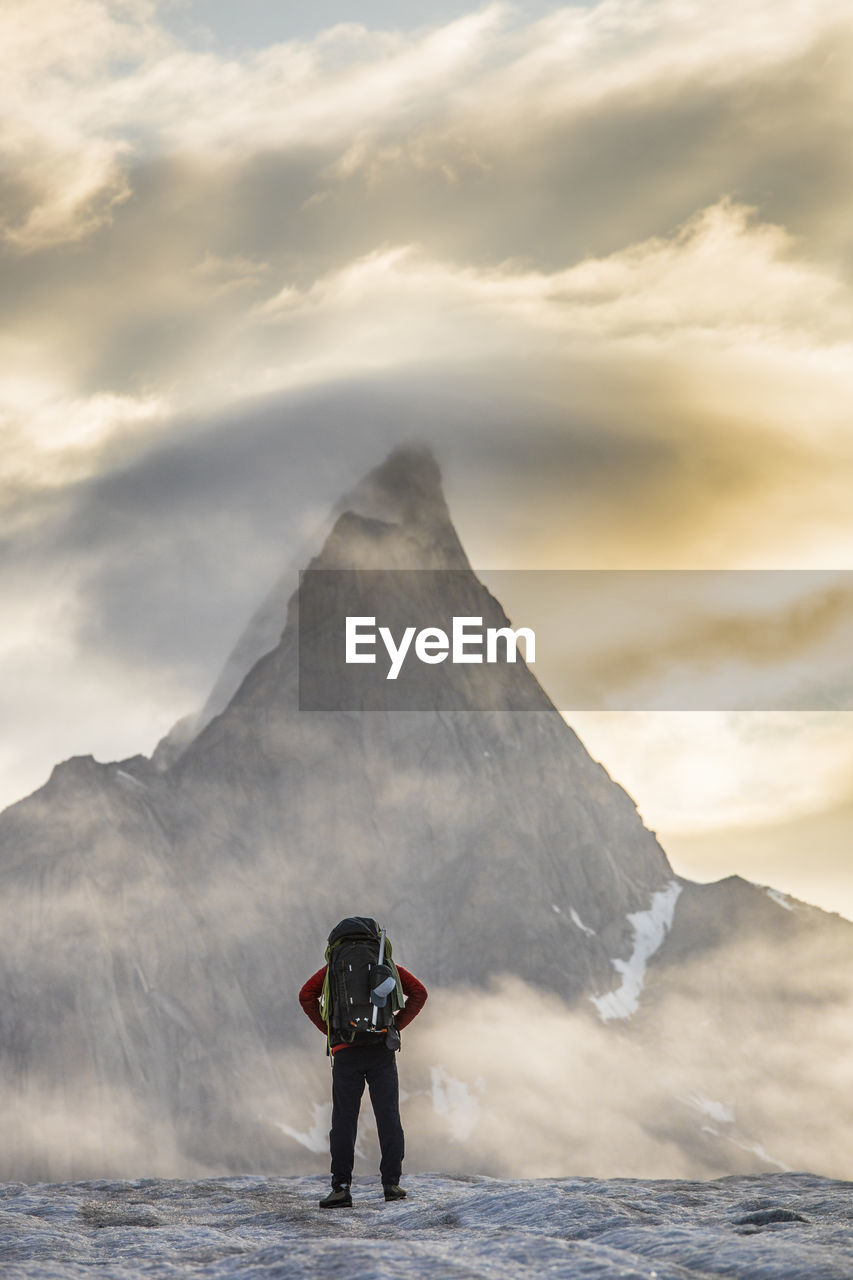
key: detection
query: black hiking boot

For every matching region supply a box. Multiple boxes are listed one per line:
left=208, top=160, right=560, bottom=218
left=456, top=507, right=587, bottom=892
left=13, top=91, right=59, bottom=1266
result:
left=319, top=1183, right=352, bottom=1209
left=383, top=1184, right=407, bottom=1202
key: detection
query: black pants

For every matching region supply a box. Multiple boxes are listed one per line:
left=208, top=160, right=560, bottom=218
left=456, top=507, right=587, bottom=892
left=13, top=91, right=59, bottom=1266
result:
left=329, top=1043, right=405, bottom=1185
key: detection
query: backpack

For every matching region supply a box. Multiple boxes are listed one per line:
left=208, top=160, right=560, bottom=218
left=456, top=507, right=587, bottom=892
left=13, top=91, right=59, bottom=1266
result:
left=320, top=916, right=404, bottom=1052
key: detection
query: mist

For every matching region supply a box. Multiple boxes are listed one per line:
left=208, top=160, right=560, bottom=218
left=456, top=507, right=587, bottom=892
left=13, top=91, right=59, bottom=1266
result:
left=5, top=937, right=852, bottom=1184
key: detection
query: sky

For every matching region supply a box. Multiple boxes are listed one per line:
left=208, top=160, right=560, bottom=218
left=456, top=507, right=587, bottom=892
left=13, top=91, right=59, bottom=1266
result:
left=2, top=0, right=853, bottom=917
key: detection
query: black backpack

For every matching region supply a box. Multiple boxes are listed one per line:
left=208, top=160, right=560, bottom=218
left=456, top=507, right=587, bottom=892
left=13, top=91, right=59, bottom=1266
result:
left=322, top=917, right=403, bottom=1050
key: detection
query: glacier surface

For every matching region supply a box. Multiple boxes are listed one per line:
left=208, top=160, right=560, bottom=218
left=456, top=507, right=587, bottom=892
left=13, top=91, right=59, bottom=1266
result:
left=1, top=1171, right=851, bottom=1279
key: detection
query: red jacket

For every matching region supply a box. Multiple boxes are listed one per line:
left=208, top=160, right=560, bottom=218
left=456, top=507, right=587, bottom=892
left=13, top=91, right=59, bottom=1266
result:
left=299, top=963, right=428, bottom=1053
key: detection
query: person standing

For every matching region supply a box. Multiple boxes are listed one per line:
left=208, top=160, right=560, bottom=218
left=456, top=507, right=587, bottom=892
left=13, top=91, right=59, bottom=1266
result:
left=299, top=916, right=428, bottom=1208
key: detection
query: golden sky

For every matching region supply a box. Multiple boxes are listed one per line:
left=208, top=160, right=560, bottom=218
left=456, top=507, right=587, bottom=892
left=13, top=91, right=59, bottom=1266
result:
left=2, top=0, right=853, bottom=915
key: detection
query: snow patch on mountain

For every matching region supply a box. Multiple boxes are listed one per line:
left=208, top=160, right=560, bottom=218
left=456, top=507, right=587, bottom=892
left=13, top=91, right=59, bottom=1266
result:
left=682, top=1092, right=735, bottom=1127
left=430, top=1066, right=482, bottom=1142
left=273, top=1103, right=332, bottom=1155
left=591, top=880, right=682, bottom=1022
left=552, top=903, right=597, bottom=934
left=115, top=769, right=147, bottom=790
left=728, top=1136, right=791, bottom=1172
left=570, top=907, right=596, bottom=936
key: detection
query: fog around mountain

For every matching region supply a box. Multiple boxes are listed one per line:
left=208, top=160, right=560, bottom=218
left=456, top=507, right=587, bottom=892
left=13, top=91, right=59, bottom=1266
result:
left=1, top=446, right=851, bottom=1184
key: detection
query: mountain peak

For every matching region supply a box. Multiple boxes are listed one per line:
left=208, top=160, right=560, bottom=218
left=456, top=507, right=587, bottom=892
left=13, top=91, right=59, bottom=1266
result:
left=153, top=444, right=462, bottom=765
left=330, top=442, right=453, bottom=533
left=319, top=443, right=470, bottom=572
left=351, top=442, right=444, bottom=520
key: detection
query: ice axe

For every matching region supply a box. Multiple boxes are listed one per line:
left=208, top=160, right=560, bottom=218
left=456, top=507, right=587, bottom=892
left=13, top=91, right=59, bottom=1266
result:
left=370, top=927, right=397, bottom=1025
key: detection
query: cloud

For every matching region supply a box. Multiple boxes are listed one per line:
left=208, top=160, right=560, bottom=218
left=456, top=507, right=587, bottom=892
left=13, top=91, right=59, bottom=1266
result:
left=5, top=937, right=851, bottom=1178
left=6, top=185, right=852, bottom=488
left=280, top=963, right=853, bottom=1180
left=0, top=560, right=197, bottom=804
left=3, top=0, right=853, bottom=860
left=2, top=0, right=850, bottom=259
left=0, top=0, right=165, bottom=249
left=12, top=194, right=850, bottom=490
left=0, top=1079, right=192, bottom=1180
left=664, top=780, right=853, bottom=922
left=0, top=1, right=506, bottom=250
left=506, top=570, right=853, bottom=713
left=243, top=200, right=853, bottom=413
left=3, top=0, right=852, bottom=521
left=567, top=710, right=853, bottom=838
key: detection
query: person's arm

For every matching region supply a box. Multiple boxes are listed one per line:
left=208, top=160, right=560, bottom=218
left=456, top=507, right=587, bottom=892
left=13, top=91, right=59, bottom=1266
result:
left=299, top=965, right=329, bottom=1034
left=394, top=965, right=428, bottom=1030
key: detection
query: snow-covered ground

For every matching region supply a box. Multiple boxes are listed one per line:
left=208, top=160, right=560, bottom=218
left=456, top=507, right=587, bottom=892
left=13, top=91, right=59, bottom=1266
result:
left=1, top=1171, right=851, bottom=1279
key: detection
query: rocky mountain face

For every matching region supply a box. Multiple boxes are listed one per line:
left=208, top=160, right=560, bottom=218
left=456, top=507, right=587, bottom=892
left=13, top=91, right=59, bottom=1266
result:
left=1, top=445, right=851, bottom=1181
